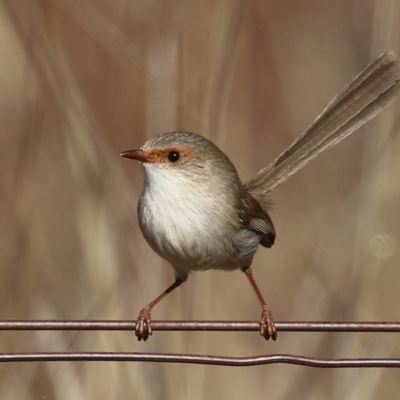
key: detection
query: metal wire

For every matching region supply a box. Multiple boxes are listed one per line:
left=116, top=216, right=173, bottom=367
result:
left=1, top=320, right=400, bottom=367
left=0, top=320, right=400, bottom=332
left=1, top=353, right=400, bottom=367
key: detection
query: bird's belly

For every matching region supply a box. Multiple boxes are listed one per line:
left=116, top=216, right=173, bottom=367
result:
left=138, top=191, right=246, bottom=274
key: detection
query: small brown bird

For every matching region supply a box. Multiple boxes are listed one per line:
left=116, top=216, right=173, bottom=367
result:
left=120, top=52, right=400, bottom=341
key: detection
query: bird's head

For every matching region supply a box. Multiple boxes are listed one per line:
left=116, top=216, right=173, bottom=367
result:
left=120, top=132, right=241, bottom=189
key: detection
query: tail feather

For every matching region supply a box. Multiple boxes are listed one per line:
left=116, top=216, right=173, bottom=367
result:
left=245, top=51, right=400, bottom=197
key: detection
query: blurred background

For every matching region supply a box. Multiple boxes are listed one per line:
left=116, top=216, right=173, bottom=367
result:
left=0, top=0, right=399, bottom=398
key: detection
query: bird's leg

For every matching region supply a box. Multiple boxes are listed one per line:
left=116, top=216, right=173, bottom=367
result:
left=135, top=278, right=183, bottom=341
left=241, top=267, right=277, bottom=340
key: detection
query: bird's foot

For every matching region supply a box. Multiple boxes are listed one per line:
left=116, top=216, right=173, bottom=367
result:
left=135, top=306, right=152, bottom=341
left=260, top=305, right=277, bottom=340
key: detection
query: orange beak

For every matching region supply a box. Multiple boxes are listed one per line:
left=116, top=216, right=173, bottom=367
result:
left=119, top=149, right=150, bottom=163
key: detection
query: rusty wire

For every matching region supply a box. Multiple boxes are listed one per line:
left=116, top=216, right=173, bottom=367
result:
left=0, top=320, right=400, bottom=332
left=1, top=320, right=400, bottom=367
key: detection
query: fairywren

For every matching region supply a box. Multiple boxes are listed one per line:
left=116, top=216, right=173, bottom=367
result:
left=121, top=52, right=399, bottom=341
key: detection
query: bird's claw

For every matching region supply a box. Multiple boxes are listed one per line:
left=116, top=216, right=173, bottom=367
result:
left=135, top=306, right=153, bottom=341
left=260, top=305, right=277, bottom=340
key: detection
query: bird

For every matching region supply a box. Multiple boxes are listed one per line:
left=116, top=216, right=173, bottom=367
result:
left=120, top=52, right=400, bottom=341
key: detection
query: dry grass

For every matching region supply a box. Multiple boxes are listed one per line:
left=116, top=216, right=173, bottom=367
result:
left=0, top=0, right=399, bottom=398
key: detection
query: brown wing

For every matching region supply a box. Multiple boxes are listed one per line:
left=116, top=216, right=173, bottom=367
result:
left=246, top=216, right=275, bottom=248
left=239, top=190, right=276, bottom=248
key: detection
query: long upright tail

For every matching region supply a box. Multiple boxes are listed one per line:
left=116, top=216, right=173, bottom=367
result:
left=245, top=51, right=400, bottom=198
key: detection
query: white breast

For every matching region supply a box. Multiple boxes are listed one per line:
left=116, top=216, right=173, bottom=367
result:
left=138, top=164, right=246, bottom=277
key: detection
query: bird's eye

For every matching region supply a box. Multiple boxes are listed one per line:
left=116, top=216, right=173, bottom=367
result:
left=167, top=151, right=180, bottom=162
